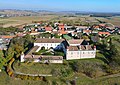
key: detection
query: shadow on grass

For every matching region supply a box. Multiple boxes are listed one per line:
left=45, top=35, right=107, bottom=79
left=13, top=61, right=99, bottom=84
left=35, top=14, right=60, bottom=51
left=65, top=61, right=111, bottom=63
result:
left=96, top=57, right=109, bottom=64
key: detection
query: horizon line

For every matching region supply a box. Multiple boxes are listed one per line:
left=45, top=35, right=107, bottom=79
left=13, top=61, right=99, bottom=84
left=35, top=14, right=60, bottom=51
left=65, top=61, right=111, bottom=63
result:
left=0, top=8, right=120, bottom=13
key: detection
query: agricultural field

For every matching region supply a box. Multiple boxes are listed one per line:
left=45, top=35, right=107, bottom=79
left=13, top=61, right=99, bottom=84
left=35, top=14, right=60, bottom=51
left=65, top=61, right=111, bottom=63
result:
left=0, top=15, right=59, bottom=27
left=1, top=14, right=120, bottom=28
left=95, top=16, right=120, bottom=27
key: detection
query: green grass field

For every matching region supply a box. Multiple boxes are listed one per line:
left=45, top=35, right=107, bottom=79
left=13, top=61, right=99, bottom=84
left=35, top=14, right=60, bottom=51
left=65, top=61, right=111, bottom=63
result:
left=0, top=70, right=120, bottom=85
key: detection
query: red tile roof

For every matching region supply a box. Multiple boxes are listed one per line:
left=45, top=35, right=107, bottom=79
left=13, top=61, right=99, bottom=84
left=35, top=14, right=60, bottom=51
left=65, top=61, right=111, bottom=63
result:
left=45, top=27, right=52, bottom=31
left=2, top=35, right=15, bottom=39
left=68, top=39, right=84, bottom=45
left=59, top=26, right=64, bottom=30
left=59, top=30, right=67, bottom=35
left=98, top=32, right=110, bottom=35
left=83, top=30, right=91, bottom=33
left=58, top=23, right=64, bottom=30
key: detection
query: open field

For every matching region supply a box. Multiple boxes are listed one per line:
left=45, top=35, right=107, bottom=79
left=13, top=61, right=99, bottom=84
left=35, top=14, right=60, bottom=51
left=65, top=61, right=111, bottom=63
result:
left=96, top=16, right=120, bottom=27
left=0, top=15, right=59, bottom=27
left=1, top=14, right=120, bottom=28
left=13, top=61, right=72, bottom=74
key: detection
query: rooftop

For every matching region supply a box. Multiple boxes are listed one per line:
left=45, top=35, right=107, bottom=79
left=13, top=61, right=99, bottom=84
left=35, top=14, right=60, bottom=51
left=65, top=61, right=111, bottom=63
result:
left=67, top=45, right=94, bottom=51
left=24, top=55, right=63, bottom=60
left=27, top=46, right=39, bottom=55
left=67, top=46, right=79, bottom=51
left=98, top=32, right=110, bottom=35
left=1, top=35, right=15, bottom=39
left=45, top=26, right=52, bottom=31
left=35, top=38, right=63, bottom=43
left=68, top=39, right=84, bottom=45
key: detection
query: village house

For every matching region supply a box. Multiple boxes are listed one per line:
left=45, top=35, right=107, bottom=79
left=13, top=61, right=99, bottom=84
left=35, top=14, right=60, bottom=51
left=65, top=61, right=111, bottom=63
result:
left=98, top=32, right=110, bottom=37
left=58, top=30, right=67, bottom=35
left=45, top=26, right=53, bottom=33
left=29, top=31, right=40, bottom=35
left=64, top=26, right=73, bottom=30
left=0, top=35, right=15, bottom=50
left=58, top=23, right=64, bottom=31
left=76, top=26, right=88, bottom=32
left=83, top=29, right=92, bottom=35
left=64, top=26, right=76, bottom=33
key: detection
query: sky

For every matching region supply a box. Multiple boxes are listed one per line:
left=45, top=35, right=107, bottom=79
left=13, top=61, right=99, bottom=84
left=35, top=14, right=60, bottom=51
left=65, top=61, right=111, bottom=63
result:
left=0, top=0, right=120, bottom=12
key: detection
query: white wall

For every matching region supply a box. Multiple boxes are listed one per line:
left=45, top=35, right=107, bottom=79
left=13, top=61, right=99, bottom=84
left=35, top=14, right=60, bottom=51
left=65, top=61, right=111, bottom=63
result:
left=21, top=54, right=25, bottom=62
left=80, top=50, right=96, bottom=59
left=34, top=43, right=60, bottom=49
left=66, top=51, right=80, bottom=60
left=49, top=60, right=63, bottom=63
left=66, top=50, right=96, bottom=60
left=69, top=44, right=81, bottom=46
left=34, top=59, right=40, bottom=62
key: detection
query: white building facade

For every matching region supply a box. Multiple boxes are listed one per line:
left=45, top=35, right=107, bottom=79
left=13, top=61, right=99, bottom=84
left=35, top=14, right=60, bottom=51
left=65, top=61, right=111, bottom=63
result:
left=34, top=38, right=63, bottom=49
left=21, top=38, right=64, bottom=63
left=66, top=45, right=96, bottom=60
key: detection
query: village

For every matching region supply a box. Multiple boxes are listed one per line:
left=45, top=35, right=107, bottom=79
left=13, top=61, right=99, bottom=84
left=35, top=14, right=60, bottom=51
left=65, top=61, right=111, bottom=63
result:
left=1, top=0, right=120, bottom=84
left=0, top=21, right=120, bottom=62
left=0, top=19, right=120, bottom=85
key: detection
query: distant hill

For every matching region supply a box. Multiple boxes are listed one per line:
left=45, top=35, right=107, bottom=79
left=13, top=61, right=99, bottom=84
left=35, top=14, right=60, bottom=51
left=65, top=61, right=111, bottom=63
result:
left=0, top=9, right=60, bottom=17
left=0, top=9, right=120, bottom=17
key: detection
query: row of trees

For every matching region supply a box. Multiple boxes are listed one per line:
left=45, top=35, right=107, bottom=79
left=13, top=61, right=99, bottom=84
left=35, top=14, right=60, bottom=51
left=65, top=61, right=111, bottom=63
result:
left=0, top=26, right=22, bottom=35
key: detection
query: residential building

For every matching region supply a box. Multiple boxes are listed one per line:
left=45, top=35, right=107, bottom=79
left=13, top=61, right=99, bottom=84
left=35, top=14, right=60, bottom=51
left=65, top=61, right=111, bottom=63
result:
left=58, top=23, right=64, bottom=31
left=66, top=45, right=96, bottom=60
left=29, top=31, right=40, bottom=35
left=45, top=26, right=53, bottom=33
left=98, top=32, right=110, bottom=37
left=0, top=35, right=15, bottom=50
left=83, top=29, right=92, bottom=35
